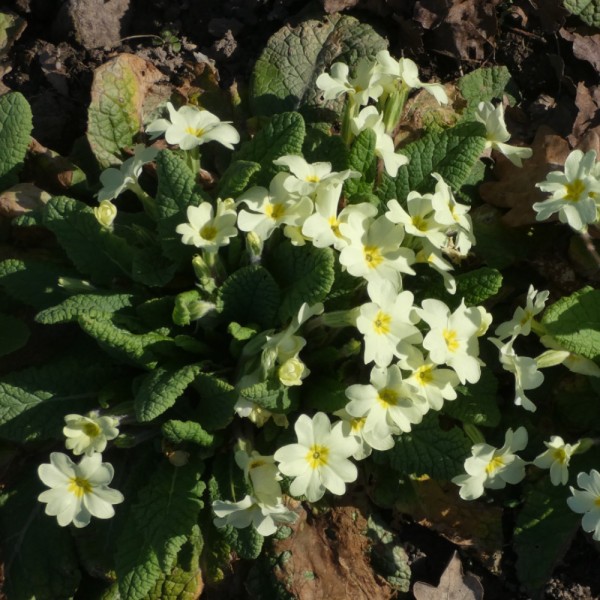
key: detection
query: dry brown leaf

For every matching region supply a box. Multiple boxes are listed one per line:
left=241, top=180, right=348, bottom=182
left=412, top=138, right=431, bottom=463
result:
left=0, top=183, right=50, bottom=219
left=568, top=82, right=600, bottom=149
left=560, top=27, right=600, bottom=72
left=413, top=551, right=484, bottom=600
left=322, top=0, right=361, bottom=13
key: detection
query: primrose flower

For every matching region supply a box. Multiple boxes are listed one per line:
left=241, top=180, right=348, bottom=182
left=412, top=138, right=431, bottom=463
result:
left=63, top=412, right=119, bottom=456
left=94, top=200, right=117, bottom=229
left=475, top=102, right=533, bottom=167
left=350, top=106, right=409, bottom=177
left=97, top=144, right=158, bottom=202
left=533, top=149, right=600, bottom=232
left=274, top=412, right=358, bottom=502
left=213, top=494, right=297, bottom=536
left=333, top=408, right=372, bottom=460
left=415, top=242, right=457, bottom=294
left=567, top=470, right=600, bottom=541
left=495, top=285, right=549, bottom=340
left=235, top=450, right=283, bottom=506
left=38, top=452, right=124, bottom=528
left=316, top=59, right=383, bottom=106
left=176, top=199, right=237, bottom=251
left=452, top=427, right=528, bottom=500
left=233, top=398, right=288, bottom=428
left=539, top=335, right=600, bottom=377
left=533, top=436, right=580, bottom=486
left=146, top=102, right=240, bottom=151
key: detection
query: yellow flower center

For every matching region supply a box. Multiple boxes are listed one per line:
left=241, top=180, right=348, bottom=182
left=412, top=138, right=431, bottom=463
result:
left=373, top=310, right=391, bottom=335
left=552, top=448, right=568, bottom=464
left=411, top=215, right=428, bottom=232
left=185, top=126, right=205, bottom=138
left=200, top=225, right=217, bottom=241
left=249, top=459, right=266, bottom=469
left=306, top=444, right=329, bottom=469
left=305, top=174, right=320, bottom=183
left=350, top=417, right=366, bottom=433
left=364, top=245, right=383, bottom=269
left=594, top=497, right=600, bottom=508
left=519, top=310, right=532, bottom=327
left=564, top=179, right=585, bottom=202
left=377, top=388, right=398, bottom=408
left=68, top=476, right=93, bottom=498
left=443, top=329, right=459, bottom=352
left=265, top=202, right=286, bottom=219
left=83, top=422, right=101, bottom=438
left=485, top=455, right=505, bottom=475
left=328, top=216, right=342, bottom=238
left=414, top=365, right=434, bottom=386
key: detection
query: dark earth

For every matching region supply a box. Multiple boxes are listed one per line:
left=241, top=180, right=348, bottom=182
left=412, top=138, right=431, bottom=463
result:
left=1, top=0, right=600, bottom=598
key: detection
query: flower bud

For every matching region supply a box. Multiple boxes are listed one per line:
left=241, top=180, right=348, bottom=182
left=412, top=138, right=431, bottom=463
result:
left=94, top=200, right=117, bottom=228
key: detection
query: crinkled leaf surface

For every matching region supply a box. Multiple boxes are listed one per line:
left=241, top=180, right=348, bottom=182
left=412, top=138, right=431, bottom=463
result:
left=36, top=293, right=135, bottom=325
left=217, top=159, right=261, bottom=198
left=162, top=420, right=215, bottom=447
left=239, top=377, right=297, bottom=413
left=345, top=129, right=377, bottom=197
left=458, top=66, right=516, bottom=113
left=0, top=92, right=32, bottom=189
left=191, top=373, right=238, bottom=431
left=251, top=14, right=387, bottom=117
left=563, top=0, right=600, bottom=26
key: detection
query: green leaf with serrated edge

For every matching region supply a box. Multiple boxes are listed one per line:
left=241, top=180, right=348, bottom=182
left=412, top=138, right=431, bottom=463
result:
left=0, top=92, right=32, bottom=189
left=36, top=293, right=135, bottom=325
left=43, top=196, right=135, bottom=284
left=115, top=461, right=205, bottom=600
left=542, top=287, right=600, bottom=362
left=78, top=315, right=174, bottom=369
left=217, top=160, right=261, bottom=198
left=377, top=122, right=487, bottom=202
left=132, top=242, right=178, bottom=287
left=190, top=373, right=237, bottom=431
left=514, top=479, right=580, bottom=594
left=239, top=377, right=297, bottom=413
left=457, top=66, right=516, bottom=114
left=250, top=14, right=387, bottom=117
left=162, top=420, right=215, bottom=446
left=375, top=413, right=471, bottom=480
left=217, top=265, right=280, bottom=329
left=0, top=355, right=116, bottom=442
left=265, top=243, right=334, bottom=321
left=0, top=258, right=72, bottom=310
left=234, top=112, right=305, bottom=186
left=135, top=364, right=204, bottom=422
left=443, top=369, right=500, bottom=427
left=1, top=470, right=81, bottom=600
left=563, top=0, right=600, bottom=26
left=302, top=124, right=348, bottom=171
left=155, top=150, right=208, bottom=263
left=344, top=128, right=377, bottom=197
left=0, top=313, right=29, bottom=357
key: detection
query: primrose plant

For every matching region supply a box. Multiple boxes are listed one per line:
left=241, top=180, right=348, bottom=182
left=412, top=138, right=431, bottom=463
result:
left=2, top=14, right=600, bottom=600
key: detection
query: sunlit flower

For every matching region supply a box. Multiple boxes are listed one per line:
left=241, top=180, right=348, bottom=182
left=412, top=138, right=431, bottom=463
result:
left=533, top=436, right=580, bottom=486
left=63, top=412, right=119, bottom=456
left=567, top=469, right=600, bottom=541
left=316, top=59, right=383, bottom=106
left=495, top=285, right=549, bottom=340
left=333, top=408, right=372, bottom=460
left=38, top=452, right=124, bottom=528
left=274, top=412, right=358, bottom=502
left=415, top=242, right=457, bottom=294
left=176, top=199, right=237, bottom=251
left=146, top=102, right=240, bottom=150
left=452, top=427, right=528, bottom=500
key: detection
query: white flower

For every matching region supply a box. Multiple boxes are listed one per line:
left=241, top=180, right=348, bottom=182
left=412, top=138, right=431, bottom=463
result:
left=213, top=495, right=297, bottom=536
left=452, top=427, right=528, bottom=500
left=233, top=398, right=288, bottom=428
left=63, top=412, right=119, bottom=456
left=176, top=199, right=237, bottom=251
left=333, top=408, right=372, bottom=460
left=495, top=285, right=549, bottom=340
left=417, top=299, right=482, bottom=384
left=351, top=107, right=409, bottom=177
left=539, top=335, right=600, bottom=377
left=533, top=149, right=600, bottom=232
left=278, top=356, right=310, bottom=387
left=235, top=450, right=283, bottom=506
left=567, top=470, right=600, bottom=541
left=38, top=452, right=124, bottom=528
left=93, top=200, right=117, bottom=228
left=533, top=436, right=580, bottom=486
left=415, top=242, right=457, bottom=294
left=97, top=144, right=158, bottom=202
left=274, top=412, right=358, bottom=502
left=316, top=60, right=383, bottom=106
left=475, top=102, right=533, bottom=167
left=146, top=102, right=240, bottom=151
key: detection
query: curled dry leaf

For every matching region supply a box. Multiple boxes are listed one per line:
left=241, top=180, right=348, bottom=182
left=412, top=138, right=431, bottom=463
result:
left=560, top=27, right=600, bottom=72
left=413, top=551, right=484, bottom=600
left=568, top=82, right=600, bottom=152
left=0, top=183, right=50, bottom=219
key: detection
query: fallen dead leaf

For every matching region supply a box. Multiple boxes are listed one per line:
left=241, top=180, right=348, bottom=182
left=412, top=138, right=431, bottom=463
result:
left=568, top=82, right=600, bottom=150
left=322, top=0, right=361, bottom=13
left=413, top=551, right=484, bottom=600
left=560, top=27, right=600, bottom=73
left=0, top=183, right=50, bottom=219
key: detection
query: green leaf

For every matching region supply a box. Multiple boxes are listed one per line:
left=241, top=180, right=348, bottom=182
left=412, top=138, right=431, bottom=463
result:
left=542, top=287, right=600, bottom=362
left=0, top=356, right=116, bottom=442
left=135, top=364, right=204, bottom=422
left=266, top=243, right=335, bottom=321
left=250, top=14, right=387, bottom=117
left=235, top=112, right=305, bottom=186
left=0, top=312, right=29, bottom=357
left=190, top=373, right=237, bottom=431
left=43, top=196, right=134, bottom=284
left=115, top=462, right=205, bottom=600
left=217, top=160, right=262, bottom=198
left=239, top=377, right=297, bottom=413
left=344, top=129, right=377, bottom=197
left=456, top=267, right=503, bottom=306
left=0, top=258, right=72, bottom=310
left=0, top=471, right=81, bottom=600
left=0, top=92, right=33, bottom=189
left=377, top=122, right=487, bottom=202
left=132, top=242, right=178, bottom=287
left=378, top=413, right=471, bottom=480
left=217, top=265, right=280, bottom=329
left=457, top=66, right=516, bottom=112
left=36, top=293, right=135, bottom=325
left=563, top=0, right=600, bottom=27
left=162, top=420, right=215, bottom=447
left=443, top=369, right=500, bottom=427
left=302, top=124, right=348, bottom=171
left=514, top=479, right=580, bottom=594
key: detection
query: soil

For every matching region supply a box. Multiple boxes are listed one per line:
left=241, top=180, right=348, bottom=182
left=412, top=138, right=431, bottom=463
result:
left=2, top=0, right=600, bottom=598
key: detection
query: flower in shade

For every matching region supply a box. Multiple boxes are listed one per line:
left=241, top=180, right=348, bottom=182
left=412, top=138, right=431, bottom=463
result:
left=93, top=200, right=117, bottom=229
left=63, top=412, right=119, bottom=456
left=38, top=452, right=124, bottom=528
left=533, top=436, right=580, bottom=486
left=567, top=469, right=600, bottom=541
left=274, top=412, right=358, bottom=502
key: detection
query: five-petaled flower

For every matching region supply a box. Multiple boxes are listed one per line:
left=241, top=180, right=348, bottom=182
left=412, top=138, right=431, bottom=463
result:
left=63, top=412, right=119, bottom=456
left=176, top=199, right=238, bottom=251
left=533, top=436, right=580, bottom=486
left=567, top=469, right=600, bottom=541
